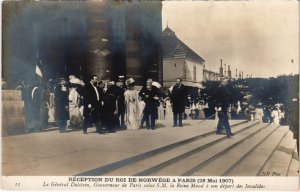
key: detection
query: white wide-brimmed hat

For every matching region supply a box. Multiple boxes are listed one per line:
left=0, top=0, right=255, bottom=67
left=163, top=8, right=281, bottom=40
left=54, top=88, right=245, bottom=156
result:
left=125, top=78, right=135, bottom=86
left=152, top=81, right=162, bottom=89
left=69, top=76, right=84, bottom=86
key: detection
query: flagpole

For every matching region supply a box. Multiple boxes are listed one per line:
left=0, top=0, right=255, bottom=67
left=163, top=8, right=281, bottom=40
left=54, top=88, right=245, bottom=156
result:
left=35, top=51, right=43, bottom=84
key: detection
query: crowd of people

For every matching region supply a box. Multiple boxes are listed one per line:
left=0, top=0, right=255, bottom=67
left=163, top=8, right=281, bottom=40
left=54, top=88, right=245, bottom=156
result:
left=15, top=75, right=298, bottom=143
left=18, top=76, right=189, bottom=134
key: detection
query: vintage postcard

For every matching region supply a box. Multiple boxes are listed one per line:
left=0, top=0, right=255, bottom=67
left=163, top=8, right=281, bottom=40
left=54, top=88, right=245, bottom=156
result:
left=1, top=0, right=299, bottom=191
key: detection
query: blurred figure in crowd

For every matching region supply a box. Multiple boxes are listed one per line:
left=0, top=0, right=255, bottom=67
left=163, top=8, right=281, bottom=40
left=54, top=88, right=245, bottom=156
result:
left=263, top=105, right=272, bottom=123
left=255, top=102, right=264, bottom=122
left=116, top=76, right=126, bottom=129
left=215, top=78, right=234, bottom=138
left=30, top=81, right=44, bottom=132
left=54, top=78, right=70, bottom=133
left=103, top=82, right=118, bottom=133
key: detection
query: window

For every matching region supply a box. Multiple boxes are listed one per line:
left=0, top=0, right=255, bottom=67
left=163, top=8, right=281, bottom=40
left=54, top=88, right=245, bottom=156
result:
left=174, top=63, right=176, bottom=67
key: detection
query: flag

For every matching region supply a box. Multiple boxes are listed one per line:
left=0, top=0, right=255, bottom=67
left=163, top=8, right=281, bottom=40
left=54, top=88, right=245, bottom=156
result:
left=35, top=52, right=43, bottom=78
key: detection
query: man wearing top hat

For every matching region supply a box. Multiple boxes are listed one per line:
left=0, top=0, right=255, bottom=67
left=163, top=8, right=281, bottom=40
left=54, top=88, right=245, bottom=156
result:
left=54, top=77, right=70, bottom=133
left=139, top=78, right=160, bottom=130
left=28, top=80, right=44, bottom=132
left=170, top=78, right=187, bottom=127
left=103, top=80, right=119, bottom=133
left=82, top=75, right=104, bottom=134
left=116, top=75, right=126, bottom=129
left=215, top=77, right=234, bottom=138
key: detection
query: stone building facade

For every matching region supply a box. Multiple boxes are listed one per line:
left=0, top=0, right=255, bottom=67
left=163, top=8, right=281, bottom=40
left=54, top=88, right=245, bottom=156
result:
left=162, top=26, right=205, bottom=88
left=3, top=1, right=162, bottom=87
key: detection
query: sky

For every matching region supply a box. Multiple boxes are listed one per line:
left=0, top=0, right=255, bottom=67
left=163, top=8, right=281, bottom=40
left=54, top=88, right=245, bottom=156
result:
left=162, top=1, right=299, bottom=78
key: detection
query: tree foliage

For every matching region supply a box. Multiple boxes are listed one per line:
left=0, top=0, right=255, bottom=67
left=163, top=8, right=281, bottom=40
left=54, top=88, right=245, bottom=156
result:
left=200, top=74, right=299, bottom=109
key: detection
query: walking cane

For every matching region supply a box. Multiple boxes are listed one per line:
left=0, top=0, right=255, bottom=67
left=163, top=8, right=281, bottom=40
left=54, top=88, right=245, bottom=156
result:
left=198, top=113, right=216, bottom=125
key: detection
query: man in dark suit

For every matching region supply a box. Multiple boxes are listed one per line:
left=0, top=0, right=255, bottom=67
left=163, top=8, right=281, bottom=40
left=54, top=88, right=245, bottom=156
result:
left=82, top=75, right=104, bottom=134
left=170, top=78, right=186, bottom=127
left=30, top=81, right=44, bottom=132
left=17, top=80, right=32, bottom=132
left=215, top=78, right=234, bottom=138
left=139, top=79, right=160, bottom=130
left=103, top=81, right=119, bottom=133
left=116, top=76, right=126, bottom=129
left=54, top=78, right=70, bottom=133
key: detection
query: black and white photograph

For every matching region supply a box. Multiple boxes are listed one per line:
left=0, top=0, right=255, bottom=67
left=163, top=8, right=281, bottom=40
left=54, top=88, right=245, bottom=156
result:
left=1, top=0, right=299, bottom=191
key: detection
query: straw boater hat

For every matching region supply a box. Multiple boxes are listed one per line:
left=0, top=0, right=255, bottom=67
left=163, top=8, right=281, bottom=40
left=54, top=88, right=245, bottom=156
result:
left=125, top=78, right=135, bottom=86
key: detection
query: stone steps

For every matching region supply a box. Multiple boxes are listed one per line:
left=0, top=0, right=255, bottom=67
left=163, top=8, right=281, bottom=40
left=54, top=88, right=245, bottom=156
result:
left=75, top=120, right=250, bottom=176
left=191, top=124, right=281, bottom=176
left=2, top=90, right=22, bottom=101
left=258, top=130, right=296, bottom=176
left=2, top=117, right=26, bottom=135
left=287, top=145, right=299, bottom=176
left=149, top=123, right=273, bottom=176
left=105, top=121, right=258, bottom=176
left=227, top=126, right=289, bottom=176
left=74, top=121, right=298, bottom=177
left=2, top=101, right=25, bottom=118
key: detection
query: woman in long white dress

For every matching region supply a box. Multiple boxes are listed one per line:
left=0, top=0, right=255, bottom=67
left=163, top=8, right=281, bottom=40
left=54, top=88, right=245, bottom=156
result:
left=163, top=97, right=173, bottom=120
left=272, top=107, right=280, bottom=124
left=124, top=78, right=140, bottom=130
left=68, top=77, right=84, bottom=129
left=255, top=104, right=264, bottom=122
